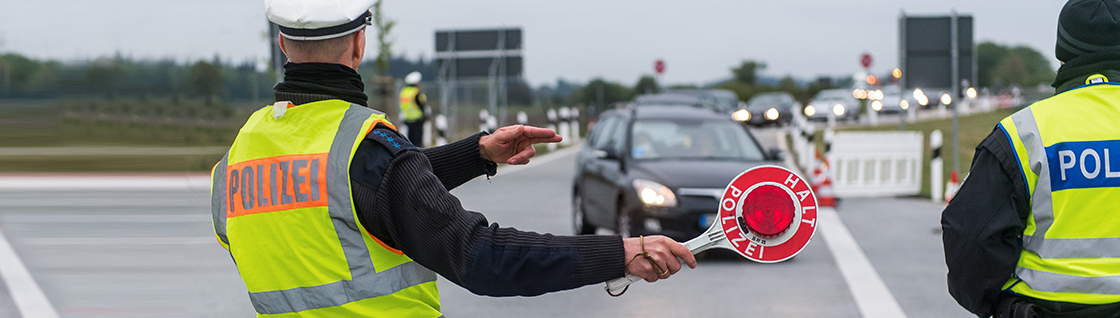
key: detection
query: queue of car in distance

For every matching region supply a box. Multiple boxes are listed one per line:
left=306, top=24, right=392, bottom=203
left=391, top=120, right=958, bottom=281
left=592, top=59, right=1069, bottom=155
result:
left=804, top=88, right=860, bottom=122
left=862, top=85, right=950, bottom=114
left=739, top=92, right=797, bottom=127
left=572, top=105, right=783, bottom=242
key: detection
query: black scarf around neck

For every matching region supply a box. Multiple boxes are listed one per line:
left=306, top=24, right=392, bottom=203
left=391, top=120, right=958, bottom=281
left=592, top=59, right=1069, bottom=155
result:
left=274, top=62, right=369, bottom=106
left=1053, top=52, right=1120, bottom=91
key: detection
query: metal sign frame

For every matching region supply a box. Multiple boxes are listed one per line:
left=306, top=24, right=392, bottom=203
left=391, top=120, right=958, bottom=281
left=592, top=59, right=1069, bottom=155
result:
left=435, top=28, right=523, bottom=131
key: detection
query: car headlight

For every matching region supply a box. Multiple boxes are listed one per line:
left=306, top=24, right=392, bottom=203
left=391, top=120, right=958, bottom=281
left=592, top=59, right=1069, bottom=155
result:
left=732, top=109, right=751, bottom=121
left=941, top=93, right=952, bottom=105
left=765, top=108, right=779, bottom=120
left=633, top=179, right=677, bottom=207
left=871, top=100, right=883, bottom=111
left=900, top=100, right=910, bottom=110
left=833, top=104, right=845, bottom=116
left=804, top=105, right=816, bottom=116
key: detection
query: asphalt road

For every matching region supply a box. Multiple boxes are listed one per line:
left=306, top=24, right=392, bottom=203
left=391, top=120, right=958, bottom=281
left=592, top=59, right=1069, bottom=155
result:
left=0, top=137, right=973, bottom=317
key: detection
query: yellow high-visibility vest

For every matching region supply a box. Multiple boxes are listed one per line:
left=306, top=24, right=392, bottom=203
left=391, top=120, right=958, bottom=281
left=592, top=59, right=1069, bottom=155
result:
left=999, top=74, right=1120, bottom=304
left=211, top=99, right=440, bottom=317
left=399, top=86, right=424, bottom=122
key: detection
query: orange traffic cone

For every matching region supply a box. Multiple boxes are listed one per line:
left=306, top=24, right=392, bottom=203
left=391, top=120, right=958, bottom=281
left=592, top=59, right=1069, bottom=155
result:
left=944, top=170, right=960, bottom=204
left=813, top=153, right=837, bottom=207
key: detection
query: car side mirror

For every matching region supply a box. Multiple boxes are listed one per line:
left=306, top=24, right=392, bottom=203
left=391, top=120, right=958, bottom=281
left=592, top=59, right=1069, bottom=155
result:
left=768, top=148, right=785, bottom=161
left=594, top=149, right=621, bottom=160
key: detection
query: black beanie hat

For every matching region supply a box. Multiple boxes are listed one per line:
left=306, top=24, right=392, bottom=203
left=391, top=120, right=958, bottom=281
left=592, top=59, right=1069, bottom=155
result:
left=1056, top=0, right=1120, bottom=61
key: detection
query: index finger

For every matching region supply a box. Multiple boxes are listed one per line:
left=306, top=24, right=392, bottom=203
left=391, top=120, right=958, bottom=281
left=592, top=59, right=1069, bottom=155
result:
left=669, top=242, right=697, bottom=269
left=517, top=126, right=559, bottom=138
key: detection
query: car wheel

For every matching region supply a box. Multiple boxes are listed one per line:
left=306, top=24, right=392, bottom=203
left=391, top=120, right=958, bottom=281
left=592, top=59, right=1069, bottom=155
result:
left=616, top=197, right=632, bottom=238
left=572, top=193, right=595, bottom=235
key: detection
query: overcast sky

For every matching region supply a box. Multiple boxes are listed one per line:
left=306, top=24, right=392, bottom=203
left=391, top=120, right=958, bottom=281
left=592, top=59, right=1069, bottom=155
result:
left=0, top=0, right=1066, bottom=87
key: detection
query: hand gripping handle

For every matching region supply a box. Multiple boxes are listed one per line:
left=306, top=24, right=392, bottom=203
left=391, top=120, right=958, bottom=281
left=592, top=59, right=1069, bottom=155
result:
left=604, top=230, right=722, bottom=296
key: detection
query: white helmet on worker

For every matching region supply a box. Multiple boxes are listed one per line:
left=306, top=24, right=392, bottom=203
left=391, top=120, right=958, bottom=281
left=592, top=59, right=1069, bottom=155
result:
left=405, top=72, right=422, bottom=85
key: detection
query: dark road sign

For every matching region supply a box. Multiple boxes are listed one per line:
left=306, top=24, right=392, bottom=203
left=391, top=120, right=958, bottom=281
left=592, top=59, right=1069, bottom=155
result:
left=900, top=14, right=975, bottom=90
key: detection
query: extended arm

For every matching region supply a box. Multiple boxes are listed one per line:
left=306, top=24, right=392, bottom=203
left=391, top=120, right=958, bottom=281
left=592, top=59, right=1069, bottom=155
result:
left=355, top=150, right=624, bottom=296
left=419, top=132, right=496, bottom=191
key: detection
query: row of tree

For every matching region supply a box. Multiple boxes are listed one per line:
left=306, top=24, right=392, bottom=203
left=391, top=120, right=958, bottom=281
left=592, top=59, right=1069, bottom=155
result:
left=976, top=41, right=1055, bottom=88
left=0, top=53, right=273, bottom=103
left=559, top=41, right=1055, bottom=117
left=560, top=60, right=834, bottom=114
left=0, top=52, right=444, bottom=103
left=0, top=40, right=1055, bottom=118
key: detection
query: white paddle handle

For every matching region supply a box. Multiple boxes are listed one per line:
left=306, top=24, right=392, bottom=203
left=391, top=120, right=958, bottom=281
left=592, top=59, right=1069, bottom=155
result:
left=604, top=230, right=725, bottom=296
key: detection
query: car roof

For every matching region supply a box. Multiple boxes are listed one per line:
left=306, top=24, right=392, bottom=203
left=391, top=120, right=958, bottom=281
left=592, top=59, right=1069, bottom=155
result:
left=633, top=93, right=705, bottom=106
left=604, top=105, right=730, bottom=121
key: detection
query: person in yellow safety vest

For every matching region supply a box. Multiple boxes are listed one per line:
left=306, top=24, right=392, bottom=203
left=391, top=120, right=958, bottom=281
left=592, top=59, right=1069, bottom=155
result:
left=212, top=1, right=697, bottom=317
left=942, top=0, right=1120, bottom=317
left=400, top=71, right=426, bottom=145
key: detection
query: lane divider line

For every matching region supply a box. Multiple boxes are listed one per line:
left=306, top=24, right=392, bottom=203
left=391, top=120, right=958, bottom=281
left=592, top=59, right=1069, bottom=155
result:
left=0, top=175, right=210, bottom=192
left=3, top=215, right=210, bottom=223
left=0, top=227, right=60, bottom=318
left=818, top=208, right=908, bottom=318
left=777, top=129, right=907, bottom=318
left=0, top=144, right=585, bottom=191
left=25, top=237, right=214, bottom=246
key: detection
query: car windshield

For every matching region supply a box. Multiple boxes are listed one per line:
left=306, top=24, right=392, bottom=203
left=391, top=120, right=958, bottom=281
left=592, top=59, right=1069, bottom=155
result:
left=630, top=119, right=765, bottom=161
left=746, top=94, right=789, bottom=110
left=811, top=96, right=847, bottom=104
left=815, top=89, right=849, bottom=99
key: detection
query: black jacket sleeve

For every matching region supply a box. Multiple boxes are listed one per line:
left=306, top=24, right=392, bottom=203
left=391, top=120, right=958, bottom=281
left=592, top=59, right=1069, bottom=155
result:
left=418, top=132, right=496, bottom=191
left=942, top=127, right=1033, bottom=317
left=351, top=138, right=625, bottom=297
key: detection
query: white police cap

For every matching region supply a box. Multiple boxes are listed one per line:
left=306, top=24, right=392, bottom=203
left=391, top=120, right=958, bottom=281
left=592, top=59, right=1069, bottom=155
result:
left=265, top=0, right=375, bottom=40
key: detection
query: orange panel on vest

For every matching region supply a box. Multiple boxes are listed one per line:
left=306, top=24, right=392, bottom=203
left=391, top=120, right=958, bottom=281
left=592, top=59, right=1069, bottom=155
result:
left=226, top=153, right=329, bottom=218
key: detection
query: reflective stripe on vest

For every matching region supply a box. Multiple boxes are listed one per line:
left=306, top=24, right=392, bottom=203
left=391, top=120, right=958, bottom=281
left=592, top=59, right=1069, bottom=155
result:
left=999, top=80, right=1120, bottom=303
left=399, top=86, right=424, bottom=121
left=211, top=100, right=439, bottom=316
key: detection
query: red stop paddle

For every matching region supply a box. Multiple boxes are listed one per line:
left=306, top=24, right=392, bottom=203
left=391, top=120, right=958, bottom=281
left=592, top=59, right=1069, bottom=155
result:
left=606, top=165, right=819, bottom=295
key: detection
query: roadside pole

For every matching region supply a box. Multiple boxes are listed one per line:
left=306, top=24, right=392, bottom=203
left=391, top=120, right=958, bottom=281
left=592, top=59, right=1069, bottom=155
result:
left=930, top=130, right=944, bottom=203
left=547, top=108, right=558, bottom=151
left=435, top=114, right=448, bottom=146
left=951, top=10, right=961, bottom=175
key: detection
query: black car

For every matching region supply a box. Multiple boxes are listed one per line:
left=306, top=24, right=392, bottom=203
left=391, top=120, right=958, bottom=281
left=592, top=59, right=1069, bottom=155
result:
left=572, top=105, right=781, bottom=241
left=743, top=92, right=797, bottom=126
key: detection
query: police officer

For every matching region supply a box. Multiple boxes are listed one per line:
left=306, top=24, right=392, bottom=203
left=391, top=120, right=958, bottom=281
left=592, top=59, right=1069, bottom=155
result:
left=399, top=71, right=426, bottom=145
left=942, top=0, right=1120, bottom=317
left=212, top=1, right=696, bottom=316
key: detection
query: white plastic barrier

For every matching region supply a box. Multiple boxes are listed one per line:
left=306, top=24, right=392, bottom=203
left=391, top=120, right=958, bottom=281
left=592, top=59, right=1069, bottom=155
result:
left=829, top=131, right=924, bottom=197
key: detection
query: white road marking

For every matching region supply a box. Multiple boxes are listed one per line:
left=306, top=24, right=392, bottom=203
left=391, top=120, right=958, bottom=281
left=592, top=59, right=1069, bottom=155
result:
left=24, top=237, right=214, bottom=246
left=0, top=227, right=60, bottom=318
left=0, top=175, right=210, bottom=192
left=0, top=198, right=202, bottom=207
left=3, top=214, right=210, bottom=223
left=777, top=129, right=907, bottom=318
left=0, top=146, right=228, bottom=156
left=818, top=208, right=908, bottom=318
